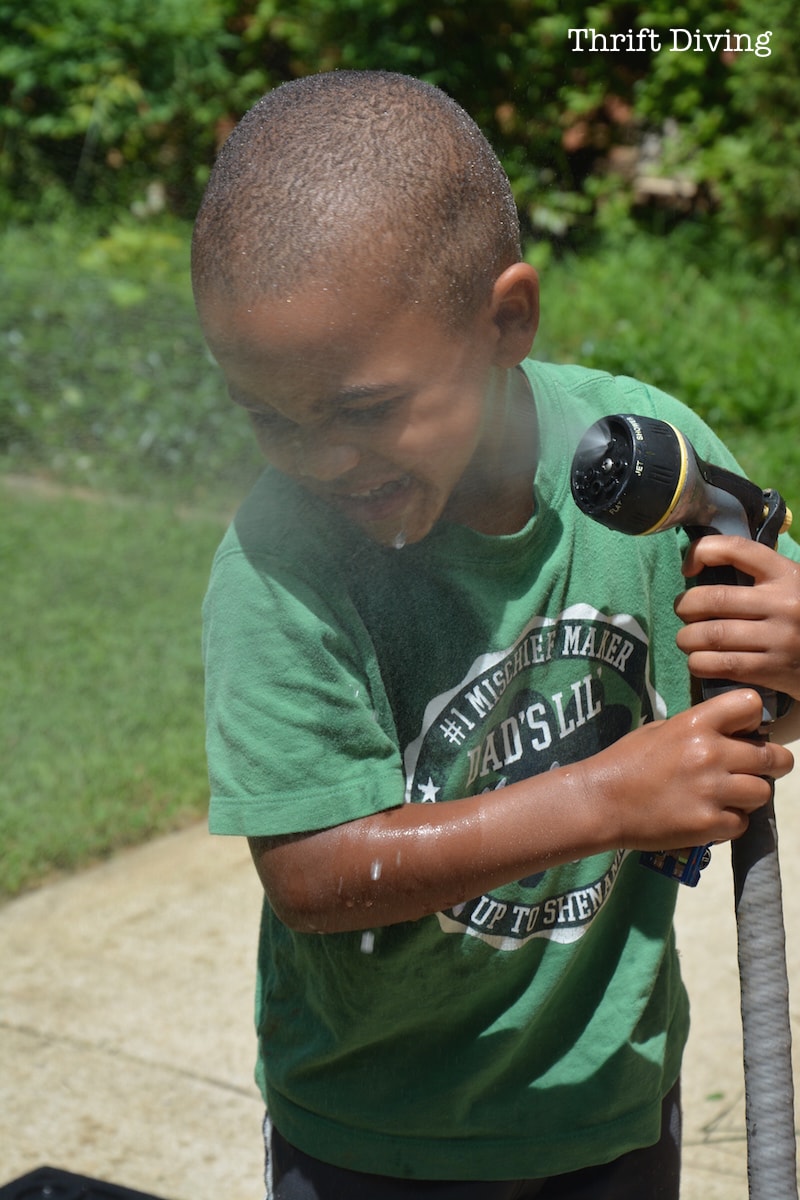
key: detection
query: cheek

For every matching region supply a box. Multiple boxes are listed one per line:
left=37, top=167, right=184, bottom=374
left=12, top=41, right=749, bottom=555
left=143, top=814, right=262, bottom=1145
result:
left=390, top=387, right=486, bottom=466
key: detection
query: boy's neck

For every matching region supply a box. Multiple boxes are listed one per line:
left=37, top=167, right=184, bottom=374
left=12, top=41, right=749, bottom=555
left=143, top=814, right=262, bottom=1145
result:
left=443, top=366, right=537, bottom=536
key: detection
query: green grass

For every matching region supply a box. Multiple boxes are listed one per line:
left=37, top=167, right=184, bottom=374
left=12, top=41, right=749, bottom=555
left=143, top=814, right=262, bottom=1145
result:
left=0, top=483, right=225, bottom=898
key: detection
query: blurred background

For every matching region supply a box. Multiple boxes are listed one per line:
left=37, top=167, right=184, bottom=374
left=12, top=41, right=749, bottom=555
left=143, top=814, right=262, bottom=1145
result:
left=2, top=0, right=799, bottom=898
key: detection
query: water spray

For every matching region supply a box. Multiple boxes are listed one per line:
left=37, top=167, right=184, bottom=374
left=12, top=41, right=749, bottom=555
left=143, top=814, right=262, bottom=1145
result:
left=571, top=412, right=797, bottom=1198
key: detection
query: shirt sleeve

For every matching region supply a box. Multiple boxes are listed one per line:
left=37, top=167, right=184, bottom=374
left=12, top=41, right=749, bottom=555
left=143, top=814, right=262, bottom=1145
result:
left=202, top=543, right=406, bottom=837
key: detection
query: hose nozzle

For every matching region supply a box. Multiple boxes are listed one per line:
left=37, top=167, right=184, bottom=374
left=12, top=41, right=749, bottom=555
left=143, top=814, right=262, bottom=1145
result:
left=570, top=413, right=773, bottom=541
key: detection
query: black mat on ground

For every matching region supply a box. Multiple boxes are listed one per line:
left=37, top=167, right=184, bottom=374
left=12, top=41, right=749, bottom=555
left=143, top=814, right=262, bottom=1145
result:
left=0, top=1167, right=168, bottom=1200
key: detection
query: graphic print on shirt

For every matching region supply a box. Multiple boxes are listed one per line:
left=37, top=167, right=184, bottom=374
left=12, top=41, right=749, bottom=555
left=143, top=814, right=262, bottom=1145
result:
left=403, top=603, right=666, bottom=951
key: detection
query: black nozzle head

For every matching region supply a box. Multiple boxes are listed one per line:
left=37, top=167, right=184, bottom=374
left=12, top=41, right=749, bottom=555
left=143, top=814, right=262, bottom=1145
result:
left=571, top=413, right=686, bottom=536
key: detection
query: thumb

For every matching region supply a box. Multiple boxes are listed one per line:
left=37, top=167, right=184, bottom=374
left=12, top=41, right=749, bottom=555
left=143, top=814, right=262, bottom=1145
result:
left=702, top=688, right=765, bottom=737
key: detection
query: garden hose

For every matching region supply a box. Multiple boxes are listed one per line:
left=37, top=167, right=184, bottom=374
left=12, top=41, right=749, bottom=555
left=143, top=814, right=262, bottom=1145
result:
left=733, top=794, right=797, bottom=1196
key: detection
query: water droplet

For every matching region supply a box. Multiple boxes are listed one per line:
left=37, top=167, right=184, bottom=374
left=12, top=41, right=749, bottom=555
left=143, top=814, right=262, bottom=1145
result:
left=393, top=531, right=406, bottom=550
left=370, top=859, right=382, bottom=881
left=360, top=930, right=375, bottom=954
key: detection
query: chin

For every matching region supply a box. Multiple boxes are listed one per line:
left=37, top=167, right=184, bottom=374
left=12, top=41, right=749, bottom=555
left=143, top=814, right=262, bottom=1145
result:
left=361, top=512, right=436, bottom=549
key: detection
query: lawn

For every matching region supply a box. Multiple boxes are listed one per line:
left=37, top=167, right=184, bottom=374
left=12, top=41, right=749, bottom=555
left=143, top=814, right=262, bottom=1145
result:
left=0, top=482, right=225, bottom=896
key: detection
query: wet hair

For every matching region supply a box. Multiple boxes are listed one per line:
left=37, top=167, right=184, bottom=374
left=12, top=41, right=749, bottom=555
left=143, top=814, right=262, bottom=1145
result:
left=191, top=70, right=521, bottom=327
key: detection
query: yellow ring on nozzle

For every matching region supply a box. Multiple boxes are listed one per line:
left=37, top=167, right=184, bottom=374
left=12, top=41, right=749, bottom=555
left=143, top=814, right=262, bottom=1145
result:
left=640, top=422, right=689, bottom=536
left=781, top=508, right=793, bottom=534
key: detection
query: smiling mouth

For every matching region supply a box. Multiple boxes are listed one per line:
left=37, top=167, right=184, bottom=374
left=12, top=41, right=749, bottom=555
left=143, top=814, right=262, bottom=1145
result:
left=325, top=474, right=414, bottom=521
left=345, top=476, right=411, bottom=501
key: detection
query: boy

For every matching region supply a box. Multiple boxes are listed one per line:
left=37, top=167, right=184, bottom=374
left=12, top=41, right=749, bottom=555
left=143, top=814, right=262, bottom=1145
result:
left=192, top=71, right=800, bottom=1198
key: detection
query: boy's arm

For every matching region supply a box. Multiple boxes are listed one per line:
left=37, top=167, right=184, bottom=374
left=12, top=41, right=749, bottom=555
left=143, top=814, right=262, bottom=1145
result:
left=249, top=688, right=791, bottom=933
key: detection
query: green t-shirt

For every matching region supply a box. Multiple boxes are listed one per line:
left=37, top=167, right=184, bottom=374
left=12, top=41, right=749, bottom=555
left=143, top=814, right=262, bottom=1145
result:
left=203, top=360, right=799, bottom=1180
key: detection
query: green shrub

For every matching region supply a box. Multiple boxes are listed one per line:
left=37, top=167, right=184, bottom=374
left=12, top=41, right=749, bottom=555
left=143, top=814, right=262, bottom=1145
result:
left=534, top=228, right=800, bottom=505
left=630, top=0, right=800, bottom=268
left=0, top=0, right=262, bottom=219
left=3, top=0, right=799, bottom=264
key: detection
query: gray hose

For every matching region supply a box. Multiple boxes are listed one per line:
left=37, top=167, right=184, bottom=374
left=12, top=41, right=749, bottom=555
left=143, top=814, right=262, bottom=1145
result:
left=732, top=790, right=798, bottom=1198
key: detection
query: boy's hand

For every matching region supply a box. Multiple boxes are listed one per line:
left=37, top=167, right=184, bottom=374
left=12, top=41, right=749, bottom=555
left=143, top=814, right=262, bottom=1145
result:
left=589, top=689, right=794, bottom=853
left=675, top=535, right=800, bottom=703
left=250, top=689, right=792, bottom=933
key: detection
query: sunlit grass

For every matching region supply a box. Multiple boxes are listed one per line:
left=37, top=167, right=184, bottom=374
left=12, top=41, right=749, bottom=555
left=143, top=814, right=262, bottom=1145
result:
left=0, top=484, right=224, bottom=897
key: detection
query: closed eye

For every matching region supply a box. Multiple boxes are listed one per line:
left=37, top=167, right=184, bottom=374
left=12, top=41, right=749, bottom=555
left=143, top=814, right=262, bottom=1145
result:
left=336, top=395, right=406, bottom=425
left=249, top=407, right=295, bottom=433
left=233, top=388, right=407, bottom=436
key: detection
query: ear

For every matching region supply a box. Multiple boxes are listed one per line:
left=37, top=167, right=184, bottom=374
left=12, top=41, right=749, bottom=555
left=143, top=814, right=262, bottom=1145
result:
left=489, top=263, right=539, bottom=367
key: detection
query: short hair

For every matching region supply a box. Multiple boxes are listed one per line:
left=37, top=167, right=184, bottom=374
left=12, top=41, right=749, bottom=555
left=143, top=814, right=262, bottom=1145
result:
left=191, top=70, right=521, bottom=327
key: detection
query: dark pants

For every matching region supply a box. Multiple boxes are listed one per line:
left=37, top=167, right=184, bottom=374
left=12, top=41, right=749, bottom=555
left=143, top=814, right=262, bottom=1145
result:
left=264, top=1080, right=681, bottom=1200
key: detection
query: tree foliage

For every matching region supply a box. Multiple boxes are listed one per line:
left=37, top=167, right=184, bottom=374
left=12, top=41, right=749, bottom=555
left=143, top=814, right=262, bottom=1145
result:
left=1, top=0, right=798, bottom=260
left=0, top=0, right=256, bottom=217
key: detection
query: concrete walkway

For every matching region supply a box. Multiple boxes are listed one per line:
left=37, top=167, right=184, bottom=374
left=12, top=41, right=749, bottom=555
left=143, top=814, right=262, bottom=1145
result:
left=2, top=756, right=800, bottom=1200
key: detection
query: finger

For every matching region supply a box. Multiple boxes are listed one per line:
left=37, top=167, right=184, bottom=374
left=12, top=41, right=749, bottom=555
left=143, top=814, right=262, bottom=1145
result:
left=697, top=687, right=766, bottom=735
left=683, top=651, right=772, bottom=693
left=719, top=775, right=774, bottom=816
left=676, top=616, right=770, bottom=654
left=676, top=617, right=776, bottom=686
left=728, top=736, right=794, bottom=786
left=681, top=535, right=788, bottom=583
left=675, top=584, right=766, bottom=623
left=713, top=810, right=751, bottom=842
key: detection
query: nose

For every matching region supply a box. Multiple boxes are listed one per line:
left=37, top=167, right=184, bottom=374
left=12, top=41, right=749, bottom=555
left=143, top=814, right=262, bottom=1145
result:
left=295, top=435, right=361, bottom=482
